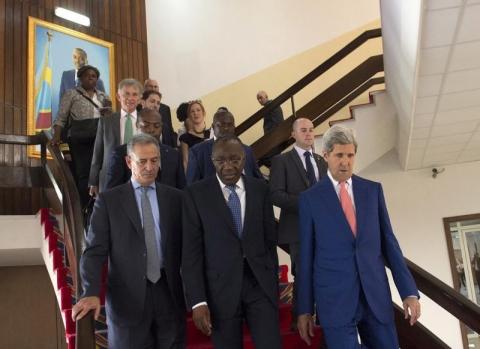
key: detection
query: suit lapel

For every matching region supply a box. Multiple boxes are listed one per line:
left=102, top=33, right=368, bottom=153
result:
left=318, top=176, right=355, bottom=240
left=351, top=175, right=366, bottom=238
left=112, top=113, right=121, bottom=145
left=289, top=150, right=309, bottom=188
left=120, top=182, right=144, bottom=239
left=156, top=184, right=168, bottom=255
left=313, top=153, right=326, bottom=179
left=242, top=177, right=255, bottom=240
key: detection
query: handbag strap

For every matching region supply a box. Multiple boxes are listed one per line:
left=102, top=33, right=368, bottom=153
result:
left=75, top=88, right=101, bottom=109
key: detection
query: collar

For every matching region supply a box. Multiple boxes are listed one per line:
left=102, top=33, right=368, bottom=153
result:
left=121, top=109, right=137, bottom=118
left=131, top=177, right=156, bottom=191
left=293, top=144, right=314, bottom=158
left=216, top=174, right=245, bottom=191
left=327, top=170, right=352, bottom=187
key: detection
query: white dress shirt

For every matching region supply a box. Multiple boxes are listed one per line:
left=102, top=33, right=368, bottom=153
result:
left=192, top=175, right=246, bottom=310
left=120, top=109, right=138, bottom=144
left=217, top=175, right=246, bottom=227
left=294, top=145, right=319, bottom=181
left=327, top=170, right=355, bottom=211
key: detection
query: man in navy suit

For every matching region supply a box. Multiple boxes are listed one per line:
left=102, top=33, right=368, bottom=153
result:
left=105, top=108, right=185, bottom=190
left=59, top=48, right=105, bottom=101
left=297, top=125, right=421, bottom=349
left=72, top=133, right=186, bottom=348
left=186, top=110, right=263, bottom=184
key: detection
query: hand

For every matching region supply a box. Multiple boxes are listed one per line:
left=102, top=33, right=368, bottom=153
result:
left=99, top=107, right=112, bottom=116
left=192, top=304, right=212, bottom=336
left=50, top=133, right=62, bottom=146
left=89, top=186, right=99, bottom=197
left=403, top=297, right=421, bottom=326
left=297, top=313, right=315, bottom=345
left=72, top=296, right=101, bottom=321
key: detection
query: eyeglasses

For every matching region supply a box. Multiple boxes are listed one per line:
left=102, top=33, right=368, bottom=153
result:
left=211, top=157, right=244, bottom=166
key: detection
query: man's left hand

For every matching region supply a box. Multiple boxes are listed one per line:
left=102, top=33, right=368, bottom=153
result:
left=403, top=297, right=421, bottom=326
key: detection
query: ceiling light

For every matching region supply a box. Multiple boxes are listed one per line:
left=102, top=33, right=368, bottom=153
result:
left=54, top=7, right=90, bottom=27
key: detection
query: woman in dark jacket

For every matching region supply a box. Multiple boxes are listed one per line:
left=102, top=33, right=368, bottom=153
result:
left=51, top=65, right=111, bottom=206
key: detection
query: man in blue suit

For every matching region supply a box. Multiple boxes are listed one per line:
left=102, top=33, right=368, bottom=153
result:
left=297, top=125, right=421, bottom=348
left=59, top=48, right=105, bottom=101
left=186, top=110, right=263, bottom=184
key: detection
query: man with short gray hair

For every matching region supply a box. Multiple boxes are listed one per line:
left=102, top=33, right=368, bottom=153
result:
left=74, top=131, right=186, bottom=348
left=89, top=78, right=143, bottom=195
left=297, top=124, right=421, bottom=348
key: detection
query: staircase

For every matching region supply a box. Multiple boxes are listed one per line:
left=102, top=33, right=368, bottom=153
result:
left=314, top=90, right=397, bottom=172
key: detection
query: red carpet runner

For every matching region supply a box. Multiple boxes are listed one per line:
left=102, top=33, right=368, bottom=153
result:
left=39, top=208, right=324, bottom=348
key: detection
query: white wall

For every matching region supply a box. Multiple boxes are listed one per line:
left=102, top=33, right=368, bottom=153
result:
left=145, top=0, right=380, bottom=106
left=380, top=0, right=422, bottom=168
left=360, top=150, right=480, bottom=348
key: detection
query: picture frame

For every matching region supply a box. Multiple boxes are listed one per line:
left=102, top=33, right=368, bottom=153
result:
left=27, top=16, right=115, bottom=157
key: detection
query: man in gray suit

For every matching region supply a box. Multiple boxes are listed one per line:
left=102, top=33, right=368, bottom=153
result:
left=73, top=134, right=186, bottom=348
left=269, top=117, right=327, bottom=328
left=89, top=78, right=142, bottom=195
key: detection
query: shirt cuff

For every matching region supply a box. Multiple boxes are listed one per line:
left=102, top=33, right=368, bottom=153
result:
left=192, top=302, right=207, bottom=309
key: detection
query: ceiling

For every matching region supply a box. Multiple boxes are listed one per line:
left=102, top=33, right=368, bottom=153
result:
left=408, top=0, right=480, bottom=169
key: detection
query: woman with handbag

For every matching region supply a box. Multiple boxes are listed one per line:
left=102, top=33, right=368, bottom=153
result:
left=51, top=65, right=111, bottom=207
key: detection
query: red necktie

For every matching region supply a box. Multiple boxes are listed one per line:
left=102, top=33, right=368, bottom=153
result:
left=339, top=181, right=356, bottom=236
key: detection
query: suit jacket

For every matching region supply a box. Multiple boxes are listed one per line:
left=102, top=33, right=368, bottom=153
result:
left=80, top=181, right=186, bottom=326
left=159, top=103, right=177, bottom=148
left=105, top=143, right=185, bottom=190
left=182, top=176, right=279, bottom=318
left=269, top=149, right=327, bottom=244
left=186, top=139, right=263, bottom=185
left=89, top=112, right=121, bottom=191
left=263, top=101, right=284, bottom=134
left=297, top=175, right=419, bottom=327
left=59, top=69, right=105, bottom=101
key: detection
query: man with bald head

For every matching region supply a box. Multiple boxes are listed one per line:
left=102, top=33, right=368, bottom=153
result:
left=256, top=90, right=284, bottom=134
left=269, top=117, right=327, bottom=328
left=144, top=78, right=175, bottom=148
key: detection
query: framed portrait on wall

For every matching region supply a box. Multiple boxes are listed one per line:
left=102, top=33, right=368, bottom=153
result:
left=27, top=16, right=115, bottom=157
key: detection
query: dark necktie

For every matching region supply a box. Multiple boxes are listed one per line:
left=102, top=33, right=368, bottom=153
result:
left=304, top=151, right=317, bottom=187
left=226, top=185, right=243, bottom=238
left=141, top=186, right=161, bottom=282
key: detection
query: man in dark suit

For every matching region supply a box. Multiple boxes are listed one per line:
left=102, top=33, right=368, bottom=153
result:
left=73, top=134, right=186, bottom=348
left=89, top=78, right=143, bottom=195
left=144, top=79, right=176, bottom=148
left=59, top=48, right=105, bottom=101
left=269, top=118, right=327, bottom=328
left=186, top=110, right=263, bottom=184
left=105, top=108, right=185, bottom=190
left=256, top=90, right=284, bottom=134
left=297, top=125, right=421, bottom=348
left=182, top=136, right=281, bottom=348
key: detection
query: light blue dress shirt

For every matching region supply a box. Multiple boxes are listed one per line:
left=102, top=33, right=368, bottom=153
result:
left=130, top=178, right=162, bottom=263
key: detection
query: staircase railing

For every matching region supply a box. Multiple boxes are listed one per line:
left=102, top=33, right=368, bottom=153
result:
left=252, top=56, right=384, bottom=159
left=0, top=132, right=96, bottom=348
left=235, top=28, right=383, bottom=159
